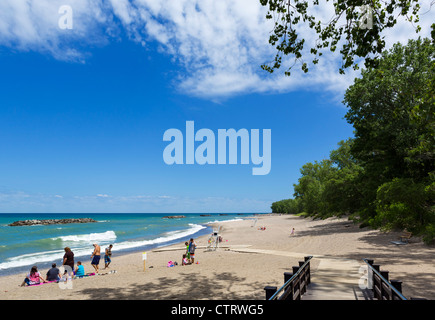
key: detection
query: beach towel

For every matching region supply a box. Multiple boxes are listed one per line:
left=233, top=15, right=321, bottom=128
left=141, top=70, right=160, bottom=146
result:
left=75, top=272, right=96, bottom=279
left=28, top=280, right=57, bottom=287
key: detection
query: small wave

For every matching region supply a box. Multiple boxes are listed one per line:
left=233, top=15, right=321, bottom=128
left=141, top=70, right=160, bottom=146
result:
left=113, top=223, right=206, bottom=251
left=0, top=246, right=95, bottom=271
left=206, top=218, right=243, bottom=224
left=0, top=249, right=66, bottom=270
left=52, top=231, right=117, bottom=243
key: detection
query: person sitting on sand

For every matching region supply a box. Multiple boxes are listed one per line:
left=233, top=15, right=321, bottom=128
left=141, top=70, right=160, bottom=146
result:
left=46, top=263, right=61, bottom=282
left=75, top=261, right=85, bottom=277
left=91, top=243, right=101, bottom=274
left=21, top=266, right=46, bottom=286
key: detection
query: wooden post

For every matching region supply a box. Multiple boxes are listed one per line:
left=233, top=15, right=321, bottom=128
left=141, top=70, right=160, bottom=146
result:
left=365, top=259, right=373, bottom=291
left=372, top=264, right=380, bottom=299
left=292, top=266, right=300, bottom=300
left=380, top=270, right=389, bottom=300
left=305, top=256, right=311, bottom=285
left=391, top=280, right=403, bottom=299
left=264, top=286, right=277, bottom=300
left=284, top=272, right=293, bottom=283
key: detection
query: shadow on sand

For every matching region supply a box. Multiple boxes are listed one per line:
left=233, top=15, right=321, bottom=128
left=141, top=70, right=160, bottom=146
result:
left=76, top=271, right=265, bottom=300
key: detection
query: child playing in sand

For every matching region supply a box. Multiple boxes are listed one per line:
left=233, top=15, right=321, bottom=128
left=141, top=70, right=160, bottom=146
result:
left=182, top=254, right=191, bottom=266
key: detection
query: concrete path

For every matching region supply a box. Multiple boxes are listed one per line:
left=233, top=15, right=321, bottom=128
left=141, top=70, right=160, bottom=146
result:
left=229, top=247, right=369, bottom=300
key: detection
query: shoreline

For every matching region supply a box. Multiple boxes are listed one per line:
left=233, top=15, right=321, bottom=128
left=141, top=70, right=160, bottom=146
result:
left=0, top=215, right=250, bottom=277
left=0, top=216, right=252, bottom=278
left=0, top=225, right=213, bottom=278
left=1, top=214, right=434, bottom=300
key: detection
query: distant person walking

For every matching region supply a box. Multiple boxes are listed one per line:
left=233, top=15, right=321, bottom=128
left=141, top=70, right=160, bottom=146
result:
left=104, top=244, right=113, bottom=269
left=91, top=243, right=101, bottom=274
left=188, top=238, right=197, bottom=264
left=290, top=228, right=295, bottom=236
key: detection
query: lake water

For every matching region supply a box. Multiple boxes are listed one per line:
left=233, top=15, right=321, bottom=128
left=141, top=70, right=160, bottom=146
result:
left=0, top=213, right=257, bottom=276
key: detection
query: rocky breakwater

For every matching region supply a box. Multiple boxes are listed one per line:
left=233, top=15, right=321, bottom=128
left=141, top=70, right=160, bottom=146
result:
left=8, top=218, right=98, bottom=226
left=162, top=215, right=186, bottom=219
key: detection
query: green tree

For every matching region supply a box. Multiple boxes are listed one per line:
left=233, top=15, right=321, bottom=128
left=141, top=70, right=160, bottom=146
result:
left=291, top=139, right=363, bottom=217
left=323, top=139, right=363, bottom=215
left=271, top=198, right=303, bottom=213
left=259, top=0, right=429, bottom=76
left=293, top=159, right=334, bottom=215
left=343, top=37, right=435, bottom=242
left=375, top=178, right=434, bottom=233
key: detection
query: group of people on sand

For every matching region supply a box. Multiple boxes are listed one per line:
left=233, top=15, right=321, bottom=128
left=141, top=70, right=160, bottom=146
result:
left=21, top=243, right=113, bottom=287
left=182, top=238, right=196, bottom=266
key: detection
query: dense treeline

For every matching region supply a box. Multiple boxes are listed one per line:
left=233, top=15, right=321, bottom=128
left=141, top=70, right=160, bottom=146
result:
left=272, top=37, right=435, bottom=244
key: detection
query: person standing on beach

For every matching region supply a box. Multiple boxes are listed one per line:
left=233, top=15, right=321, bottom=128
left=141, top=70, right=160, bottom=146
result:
left=62, top=247, right=74, bottom=274
left=104, top=244, right=113, bottom=269
left=184, top=241, right=191, bottom=262
left=91, top=243, right=101, bottom=274
left=188, top=238, right=197, bottom=264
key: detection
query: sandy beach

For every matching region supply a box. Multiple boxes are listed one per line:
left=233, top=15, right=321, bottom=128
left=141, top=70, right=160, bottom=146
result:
left=1, top=214, right=434, bottom=300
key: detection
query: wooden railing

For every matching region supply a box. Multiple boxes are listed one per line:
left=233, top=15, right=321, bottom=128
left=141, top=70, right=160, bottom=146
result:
left=363, top=258, right=407, bottom=300
left=264, top=256, right=312, bottom=300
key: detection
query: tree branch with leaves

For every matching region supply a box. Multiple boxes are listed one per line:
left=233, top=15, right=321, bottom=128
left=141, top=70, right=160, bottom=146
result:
left=260, top=0, right=430, bottom=76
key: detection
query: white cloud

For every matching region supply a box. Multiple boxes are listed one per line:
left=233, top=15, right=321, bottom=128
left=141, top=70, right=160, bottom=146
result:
left=96, top=194, right=110, bottom=198
left=0, top=0, right=114, bottom=61
left=0, top=0, right=433, bottom=99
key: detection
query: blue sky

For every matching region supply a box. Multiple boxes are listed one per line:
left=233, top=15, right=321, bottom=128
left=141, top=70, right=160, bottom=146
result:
left=0, top=0, right=432, bottom=213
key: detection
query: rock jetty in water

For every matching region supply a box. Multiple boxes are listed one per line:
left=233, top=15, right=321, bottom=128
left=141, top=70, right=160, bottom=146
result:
left=8, top=218, right=97, bottom=226
left=162, top=215, right=186, bottom=219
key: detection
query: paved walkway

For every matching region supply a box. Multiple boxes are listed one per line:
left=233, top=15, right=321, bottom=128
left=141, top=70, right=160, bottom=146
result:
left=229, top=247, right=369, bottom=300
left=302, top=257, right=367, bottom=300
